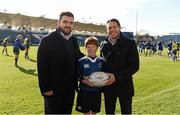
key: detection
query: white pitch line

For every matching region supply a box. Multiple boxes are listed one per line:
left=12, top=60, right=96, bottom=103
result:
left=134, top=85, right=180, bottom=102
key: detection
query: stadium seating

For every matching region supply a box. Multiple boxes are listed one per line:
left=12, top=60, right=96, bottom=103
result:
left=0, top=29, right=135, bottom=46
left=158, top=35, right=180, bottom=42
left=0, top=29, right=48, bottom=45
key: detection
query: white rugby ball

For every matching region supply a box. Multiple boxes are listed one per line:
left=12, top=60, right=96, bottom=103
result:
left=88, top=72, right=109, bottom=87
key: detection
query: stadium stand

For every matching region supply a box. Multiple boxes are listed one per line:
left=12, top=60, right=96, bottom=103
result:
left=0, top=29, right=48, bottom=44
left=158, top=35, right=180, bottom=42
left=0, top=12, right=135, bottom=46
left=0, top=29, right=134, bottom=46
left=0, top=12, right=106, bottom=33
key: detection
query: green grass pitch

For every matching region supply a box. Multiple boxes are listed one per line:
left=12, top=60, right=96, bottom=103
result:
left=0, top=46, right=180, bottom=114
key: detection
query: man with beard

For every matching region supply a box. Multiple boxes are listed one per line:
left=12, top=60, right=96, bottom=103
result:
left=37, top=11, right=83, bottom=114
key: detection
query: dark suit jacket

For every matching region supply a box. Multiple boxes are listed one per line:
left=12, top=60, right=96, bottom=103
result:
left=100, top=33, right=139, bottom=97
left=37, top=28, right=83, bottom=96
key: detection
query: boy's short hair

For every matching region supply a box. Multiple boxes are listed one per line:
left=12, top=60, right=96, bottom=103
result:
left=84, top=36, right=99, bottom=47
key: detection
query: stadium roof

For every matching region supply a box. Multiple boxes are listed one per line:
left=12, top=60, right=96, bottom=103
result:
left=0, top=12, right=106, bottom=33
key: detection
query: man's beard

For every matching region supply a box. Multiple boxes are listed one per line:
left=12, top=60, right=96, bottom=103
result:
left=59, top=27, right=72, bottom=35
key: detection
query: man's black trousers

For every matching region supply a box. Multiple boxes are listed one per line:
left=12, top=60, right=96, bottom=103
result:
left=44, top=91, right=75, bottom=114
left=104, top=93, right=132, bottom=114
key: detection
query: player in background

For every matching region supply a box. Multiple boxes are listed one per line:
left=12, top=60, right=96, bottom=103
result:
left=76, top=36, right=106, bottom=115
left=145, top=41, right=152, bottom=57
left=167, top=40, right=173, bottom=58
left=172, top=41, right=178, bottom=61
left=157, top=41, right=163, bottom=56
left=24, top=35, right=31, bottom=60
left=177, top=41, right=179, bottom=58
left=13, top=34, right=26, bottom=66
left=2, top=36, right=9, bottom=56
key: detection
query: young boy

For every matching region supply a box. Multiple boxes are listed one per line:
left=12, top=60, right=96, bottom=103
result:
left=76, top=36, right=105, bottom=114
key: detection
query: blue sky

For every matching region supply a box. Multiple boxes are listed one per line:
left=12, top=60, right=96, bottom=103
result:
left=138, top=0, right=180, bottom=35
left=0, top=0, right=179, bottom=36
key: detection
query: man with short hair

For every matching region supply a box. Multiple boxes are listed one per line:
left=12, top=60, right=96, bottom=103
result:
left=37, top=11, right=83, bottom=114
left=100, top=18, right=139, bottom=114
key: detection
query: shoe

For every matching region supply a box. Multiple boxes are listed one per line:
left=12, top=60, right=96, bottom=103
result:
left=15, top=63, right=18, bottom=67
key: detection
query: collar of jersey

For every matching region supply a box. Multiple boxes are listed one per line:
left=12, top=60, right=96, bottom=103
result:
left=79, top=56, right=99, bottom=63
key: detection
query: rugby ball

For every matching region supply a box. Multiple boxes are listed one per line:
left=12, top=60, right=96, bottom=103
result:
left=88, top=72, right=109, bottom=87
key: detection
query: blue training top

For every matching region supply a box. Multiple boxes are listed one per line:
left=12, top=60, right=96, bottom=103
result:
left=13, top=39, right=25, bottom=50
left=78, top=56, right=105, bottom=92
